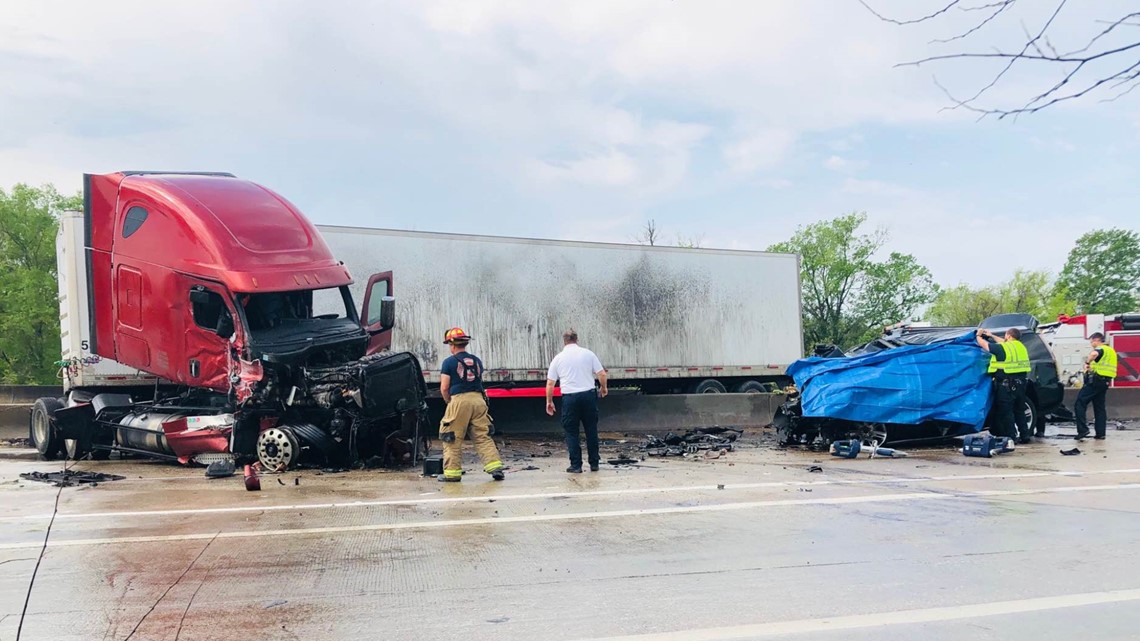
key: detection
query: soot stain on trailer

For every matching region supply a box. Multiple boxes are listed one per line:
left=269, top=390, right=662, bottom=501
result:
left=597, top=255, right=701, bottom=346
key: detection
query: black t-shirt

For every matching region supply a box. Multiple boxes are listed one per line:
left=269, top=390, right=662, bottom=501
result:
left=441, top=351, right=484, bottom=396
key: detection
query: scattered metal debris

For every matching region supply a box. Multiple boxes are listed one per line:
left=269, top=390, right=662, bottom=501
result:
left=20, top=470, right=125, bottom=487
left=643, top=427, right=741, bottom=457
left=607, top=455, right=640, bottom=466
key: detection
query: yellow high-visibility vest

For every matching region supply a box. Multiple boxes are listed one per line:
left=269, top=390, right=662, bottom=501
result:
left=1091, top=344, right=1118, bottom=378
left=988, top=339, right=1030, bottom=375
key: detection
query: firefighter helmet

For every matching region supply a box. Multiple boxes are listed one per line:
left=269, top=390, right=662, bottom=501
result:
left=443, top=327, right=472, bottom=344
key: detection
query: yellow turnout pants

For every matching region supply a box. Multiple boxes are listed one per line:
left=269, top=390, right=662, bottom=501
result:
left=439, top=392, right=502, bottom=479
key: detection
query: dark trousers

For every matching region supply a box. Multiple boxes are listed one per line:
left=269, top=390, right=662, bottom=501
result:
left=992, top=377, right=1029, bottom=440
left=561, top=391, right=600, bottom=468
left=1074, top=376, right=1109, bottom=438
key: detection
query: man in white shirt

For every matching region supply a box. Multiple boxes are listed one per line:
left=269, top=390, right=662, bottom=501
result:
left=546, top=329, right=608, bottom=473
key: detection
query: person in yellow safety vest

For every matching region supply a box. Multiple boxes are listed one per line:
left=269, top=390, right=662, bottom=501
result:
left=1073, top=332, right=1118, bottom=441
left=976, top=327, right=1034, bottom=444
left=437, top=327, right=505, bottom=482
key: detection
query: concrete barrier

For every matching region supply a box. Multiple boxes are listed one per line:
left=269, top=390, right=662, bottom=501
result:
left=0, top=386, right=62, bottom=440
left=1063, top=387, right=1140, bottom=420
left=428, top=393, right=785, bottom=436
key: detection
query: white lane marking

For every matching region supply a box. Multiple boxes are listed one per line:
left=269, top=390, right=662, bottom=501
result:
left=1, top=482, right=1137, bottom=551
left=2, top=467, right=1138, bottom=523
left=579, top=587, right=1140, bottom=640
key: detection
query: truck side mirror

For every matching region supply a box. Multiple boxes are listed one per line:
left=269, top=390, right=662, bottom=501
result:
left=378, top=296, right=395, bottom=331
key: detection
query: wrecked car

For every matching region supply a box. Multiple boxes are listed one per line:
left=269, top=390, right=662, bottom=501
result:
left=774, top=313, right=1065, bottom=448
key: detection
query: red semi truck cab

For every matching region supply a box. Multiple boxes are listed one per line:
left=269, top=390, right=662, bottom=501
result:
left=34, top=172, right=428, bottom=469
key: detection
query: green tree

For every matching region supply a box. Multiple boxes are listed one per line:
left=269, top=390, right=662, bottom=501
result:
left=0, top=184, right=81, bottom=384
left=768, top=212, right=938, bottom=350
left=928, top=270, right=1076, bottom=327
left=1058, top=229, right=1140, bottom=314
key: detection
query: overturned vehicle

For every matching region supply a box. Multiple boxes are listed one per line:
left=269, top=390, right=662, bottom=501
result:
left=32, top=171, right=429, bottom=470
left=773, top=313, right=1065, bottom=448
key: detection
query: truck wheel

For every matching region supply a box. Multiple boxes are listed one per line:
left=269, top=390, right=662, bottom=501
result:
left=64, top=438, right=91, bottom=461
left=30, top=398, right=65, bottom=460
left=257, top=427, right=301, bottom=471
left=692, top=379, right=727, bottom=394
left=735, top=380, right=767, bottom=394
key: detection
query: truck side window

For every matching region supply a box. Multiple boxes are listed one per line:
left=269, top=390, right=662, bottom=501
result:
left=122, top=206, right=149, bottom=239
left=190, top=288, right=226, bottom=330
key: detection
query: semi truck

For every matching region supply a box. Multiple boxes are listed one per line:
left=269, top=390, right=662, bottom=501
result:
left=315, top=226, right=804, bottom=395
left=34, top=172, right=804, bottom=469
left=34, top=171, right=429, bottom=470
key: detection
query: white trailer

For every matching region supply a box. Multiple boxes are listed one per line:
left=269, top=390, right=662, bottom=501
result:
left=57, top=211, right=163, bottom=390
left=320, top=226, right=803, bottom=393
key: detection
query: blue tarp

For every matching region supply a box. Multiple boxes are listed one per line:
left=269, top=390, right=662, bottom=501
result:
left=787, top=331, right=993, bottom=431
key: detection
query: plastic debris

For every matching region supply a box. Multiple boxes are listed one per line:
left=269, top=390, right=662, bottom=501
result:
left=20, top=470, right=125, bottom=487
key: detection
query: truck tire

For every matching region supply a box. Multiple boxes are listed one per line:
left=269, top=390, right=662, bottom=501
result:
left=735, top=380, right=767, bottom=394
left=692, top=379, right=727, bottom=394
left=30, top=398, right=65, bottom=460
left=64, top=437, right=90, bottom=461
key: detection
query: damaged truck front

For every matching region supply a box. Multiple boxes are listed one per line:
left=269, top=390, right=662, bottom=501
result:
left=32, top=171, right=428, bottom=469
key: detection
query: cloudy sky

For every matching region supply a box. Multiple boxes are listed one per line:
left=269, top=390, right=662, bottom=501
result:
left=2, top=1, right=1137, bottom=287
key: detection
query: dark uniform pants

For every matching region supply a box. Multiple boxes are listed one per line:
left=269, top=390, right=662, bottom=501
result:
left=561, top=390, right=600, bottom=469
left=1074, top=376, right=1109, bottom=438
left=992, top=376, right=1029, bottom=440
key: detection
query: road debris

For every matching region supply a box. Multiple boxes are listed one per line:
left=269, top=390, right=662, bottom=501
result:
left=204, top=460, right=236, bottom=478
left=962, top=434, right=1014, bottom=458
left=1060, top=447, right=1082, bottom=456
left=807, top=465, right=824, bottom=473
left=19, top=470, right=125, bottom=487
left=643, top=427, right=741, bottom=457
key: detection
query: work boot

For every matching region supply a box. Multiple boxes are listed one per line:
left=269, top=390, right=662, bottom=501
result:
left=490, top=469, right=505, bottom=481
left=589, top=464, right=600, bottom=472
left=1017, top=438, right=1032, bottom=445
left=438, top=474, right=461, bottom=483
left=566, top=466, right=582, bottom=474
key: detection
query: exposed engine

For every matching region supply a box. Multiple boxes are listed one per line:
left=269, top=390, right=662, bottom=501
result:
left=57, top=351, right=429, bottom=470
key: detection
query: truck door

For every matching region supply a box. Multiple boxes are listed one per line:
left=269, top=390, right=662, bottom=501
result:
left=180, top=279, right=238, bottom=392
left=361, top=271, right=395, bottom=355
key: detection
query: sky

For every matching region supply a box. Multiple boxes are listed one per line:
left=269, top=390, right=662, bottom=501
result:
left=1, top=0, right=1138, bottom=287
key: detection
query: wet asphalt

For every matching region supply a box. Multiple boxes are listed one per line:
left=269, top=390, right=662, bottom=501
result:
left=1, top=424, right=1138, bottom=641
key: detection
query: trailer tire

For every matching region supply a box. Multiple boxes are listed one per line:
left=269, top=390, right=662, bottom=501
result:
left=735, top=380, right=767, bottom=394
left=64, top=438, right=90, bottom=461
left=692, top=379, right=727, bottom=394
left=30, top=398, right=65, bottom=460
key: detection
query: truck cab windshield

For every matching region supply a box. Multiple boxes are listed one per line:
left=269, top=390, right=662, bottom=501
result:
left=239, top=287, right=358, bottom=336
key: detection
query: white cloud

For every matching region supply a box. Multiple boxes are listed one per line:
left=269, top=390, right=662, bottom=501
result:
left=723, top=129, right=797, bottom=173
left=823, top=155, right=868, bottom=172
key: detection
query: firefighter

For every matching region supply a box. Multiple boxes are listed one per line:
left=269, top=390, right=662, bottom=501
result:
left=1073, top=332, right=1117, bottom=440
left=976, top=327, right=1033, bottom=444
left=437, top=327, right=505, bottom=482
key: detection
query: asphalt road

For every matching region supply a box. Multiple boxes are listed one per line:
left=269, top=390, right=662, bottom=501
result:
left=1, top=424, right=1139, bottom=640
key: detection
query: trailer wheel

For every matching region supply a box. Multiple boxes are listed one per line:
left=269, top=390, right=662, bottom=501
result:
left=734, top=380, right=767, bottom=394
left=30, top=398, right=65, bottom=460
left=692, top=379, right=727, bottom=394
left=1022, top=397, right=1040, bottom=435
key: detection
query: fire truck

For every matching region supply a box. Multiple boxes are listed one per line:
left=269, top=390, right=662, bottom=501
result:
left=1038, top=313, right=1140, bottom=388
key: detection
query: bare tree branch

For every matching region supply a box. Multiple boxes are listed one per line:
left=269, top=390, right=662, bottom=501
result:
left=864, top=0, right=1140, bottom=117
left=858, top=0, right=961, bottom=26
